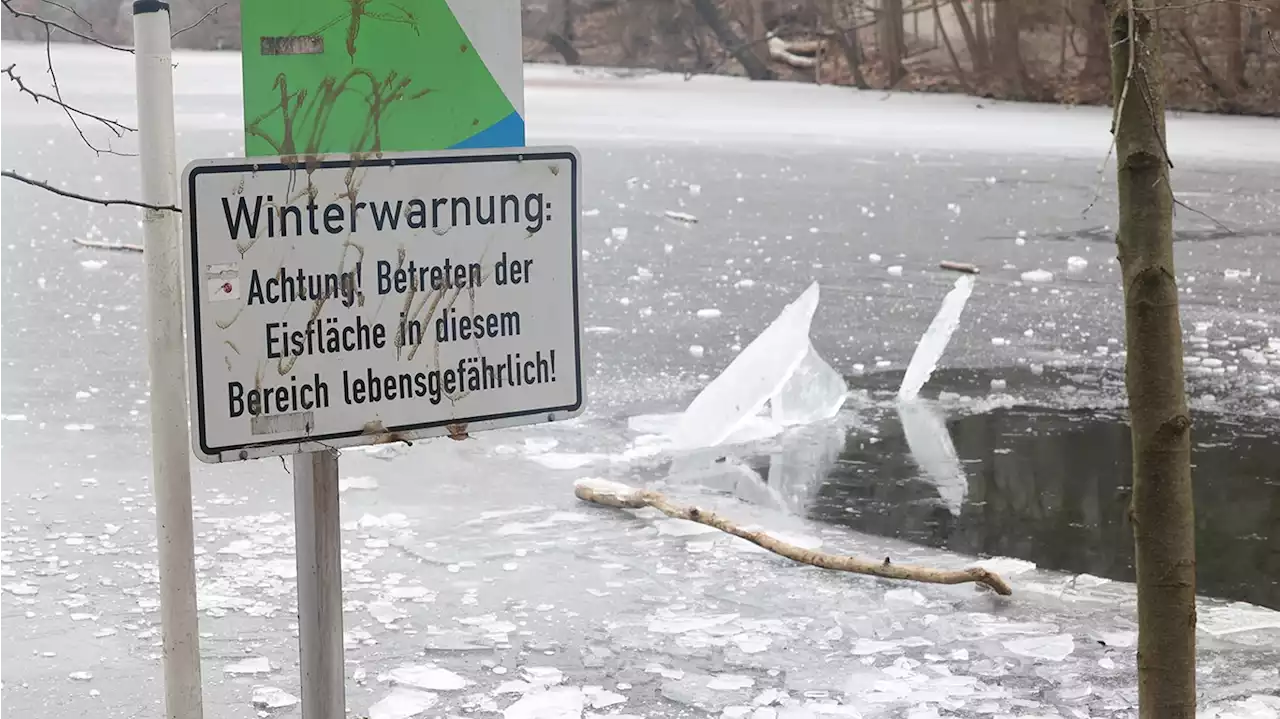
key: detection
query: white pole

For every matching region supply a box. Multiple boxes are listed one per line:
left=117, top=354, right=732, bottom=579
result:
left=133, top=3, right=204, bottom=718
left=293, top=449, right=345, bottom=719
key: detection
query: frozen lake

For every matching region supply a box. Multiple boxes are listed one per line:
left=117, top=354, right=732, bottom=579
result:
left=3, top=41, right=1279, bottom=719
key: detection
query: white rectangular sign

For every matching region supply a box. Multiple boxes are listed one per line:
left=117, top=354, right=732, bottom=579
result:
left=181, top=147, right=584, bottom=463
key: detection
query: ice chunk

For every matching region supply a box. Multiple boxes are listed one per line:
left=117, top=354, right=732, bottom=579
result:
left=708, top=675, right=755, bottom=691
left=610, top=227, right=628, bottom=241
left=523, top=667, right=565, bottom=686
left=339, top=476, right=379, bottom=492
left=387, top=665, right=469, bottom=691
left=251, top=686, right=299, bottom=710
left=369, top=688, right=439, bottom=719
left=1002, top=634, right=1074, bottom=661
left=1020, top=269, right=1054, bottom=283
left=697, top=308, right=723, bottom=319
left=770, top=343, right=848, bottom=427
left=674, top=283, right=820, bottom=449
left=69, top=671, right=93, bottom=681
left=897, top=401, right=967, bottom=514
left=503, top=686, right=586, bottom=719
left=224, top=656, right=272, bottom=675
left=665, top=210, right=698, bottom=223
left=887, top=265, right=904, bottom=276
left=689, top=345, right=706, bottom=358
left=1067, top=256, right=1089, bottom=270
left=369, top=601, right=408, bottom=624
left=897, top=274, right=975, bottom=401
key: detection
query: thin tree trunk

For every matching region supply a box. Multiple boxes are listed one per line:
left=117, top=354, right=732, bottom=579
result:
left=973, top=0, right=990, bottom=69
left=691, top=0, right=777, bottom=79
left=1226, top=0, right=1246, bottom=90
left=880, top=0, right=907, bottom=85
left=949, top=0, right=985, bottom=71
left=814, top=0, right=870, bottom=89
left=1107, top=0, right=1196, bottom=717
left=1084, top=0, right=1109, bottom=80
left=993, top=0, right=1026, bottom=96
left=933, top=0, right=970, bottom=87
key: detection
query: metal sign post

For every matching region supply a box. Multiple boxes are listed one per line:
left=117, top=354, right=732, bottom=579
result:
left=132, top=2, right=204, bottom=718
left=226, top=3, right=530, bottom=717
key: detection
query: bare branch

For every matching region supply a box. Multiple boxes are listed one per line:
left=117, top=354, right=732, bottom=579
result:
left=172, top=2, right=228, bottom=39
left=1, top=0, right=133, bottom=52
left=37, top=0, right=94, bottom=28
left=1143, top=0, right=1270, bottom=10
left=1085, top=0, right=1137, bottom=217
left=4, top=64, right=135, bottom=137
left=40, top=26, right=136, bottom=156
left=2, top=170, right=181, bottom=213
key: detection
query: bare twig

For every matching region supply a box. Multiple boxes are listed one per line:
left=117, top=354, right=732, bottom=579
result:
left=41, top=26, right=134, bottom=156
left=2, top=170, right=181, bottom=212
left=1085, top=0, right=1136, bottom=217
left=3, top=64, right=135, bottom=137
left=1135, top=65, right=1174, bottom=169
left=1143, top=0, right=1269, bottom=10
left=575, top=478, right=1014, bottom=596
left=172, top=2, right=227, bottom=39
left=38, top=0, right=93, bottom=28
left=1172, top=197, right=1233, bottom=233
left=1, top=0, right=132, bottom=52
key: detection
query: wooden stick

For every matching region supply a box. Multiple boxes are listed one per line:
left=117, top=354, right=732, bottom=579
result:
left=575, top=478, right=1012, bottom=596
left=73, top=237, right=144, bottom=252
left=939, top=260, right=980, bottom=274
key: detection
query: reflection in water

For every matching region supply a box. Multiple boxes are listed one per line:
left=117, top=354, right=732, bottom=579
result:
left=897, top=401, right=967, bottom=515
left=774, top=405, right=1280, bottom=610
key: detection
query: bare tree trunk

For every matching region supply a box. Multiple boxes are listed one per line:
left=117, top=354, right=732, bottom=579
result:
left=1107, top=0, right=1196, bottom=717
left=691, top=0, right=777, bottom=79
left=934, top=0, right=971, bottom=87
left=993, top=0, right=1026, bottom=96
left=1226, top=0, right=1247, bottom=89
left=973, top=0, right=991, bottom=70
left=880, top=0, right=907, bottom=85
left=1083, top=0, right=1110, bottom=81
left=815, top=0, right=869, bottom=87
left=949, top=0, right=986, bottom=71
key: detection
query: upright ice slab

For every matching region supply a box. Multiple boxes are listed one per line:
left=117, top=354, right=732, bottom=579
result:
left=771, top=342, right=849, bottom=426
left=898, top=274, right=977, bottom=402
left=674, top=283, right=821, bottom=449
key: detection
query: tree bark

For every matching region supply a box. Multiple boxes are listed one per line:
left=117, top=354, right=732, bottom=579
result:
left=993, top=0, right=1026, bottom=96
left=934, top=0, right=971, bottom=87
left=691, top=0, right=777, bottom=79
left=949, top=0, right=986, bottom=72
left=1107, top=0, right=1196, bottom=717
left=1084, top=0, right=1110, bottom=81
left=880, top=0, right=907, bottom=85
left=973, top=0, right=991, bottom=70
left=1226, top=0, right=1246, bottom=90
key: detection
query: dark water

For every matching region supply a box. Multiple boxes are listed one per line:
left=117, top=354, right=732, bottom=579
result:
left=747, top=373, right=1280, bottom=610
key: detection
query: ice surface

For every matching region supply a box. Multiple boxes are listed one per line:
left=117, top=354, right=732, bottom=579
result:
left=339, top=476, right=379, bottom=492
left=1002, top=634, right=1074, bottom=661
left=502, top=687, right=586, bottom=719
left=224, top=656, right=272, bottom=675
left=675, top=283, right=820, bottom=448
left=897, top=401, right=967, bottom=514
left=387, top=665, right=469, bottom=691
left=251, top=686, right=299, bottom=710
left=897, top=275, right=976, bottom=401
left=770, top=343, right=849, bottom=427
left=369, top=688, right=439, bottom=719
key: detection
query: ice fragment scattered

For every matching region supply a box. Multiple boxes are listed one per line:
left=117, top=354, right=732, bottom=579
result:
left=502, top=686, right=586, bottom=719
left=1020, top=269, right=1054, bottom=283
left=224, top=656, right=272, bottom=675
left=369, top=688, right=439, bottom=719
left=1002, top=634, right=1074, bottom=661
left=251, top=686, right=299, bottom=710
left=387, top=665, right=469, bottom=691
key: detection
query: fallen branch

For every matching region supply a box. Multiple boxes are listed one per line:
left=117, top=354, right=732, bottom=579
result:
left=3, top=170, right=181, bottom=212
left=574, top=478, right=1013, bottom=596
left=73, top=237, right=144, bottom=252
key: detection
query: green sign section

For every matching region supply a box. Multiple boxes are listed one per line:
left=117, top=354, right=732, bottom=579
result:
left=241, top=0, right=516, bottom=157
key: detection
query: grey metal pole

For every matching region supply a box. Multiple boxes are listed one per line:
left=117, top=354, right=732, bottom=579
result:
left=293, top=450, right=345, bottom=719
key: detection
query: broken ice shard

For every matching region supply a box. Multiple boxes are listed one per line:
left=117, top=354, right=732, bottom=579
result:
left=675, top=282, right=820, bottom=449
left=369, top=688, right=439, bottom=719
left=898, top=274, right=976, bottom=402
left=770, top=342, right=849, bottom=426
